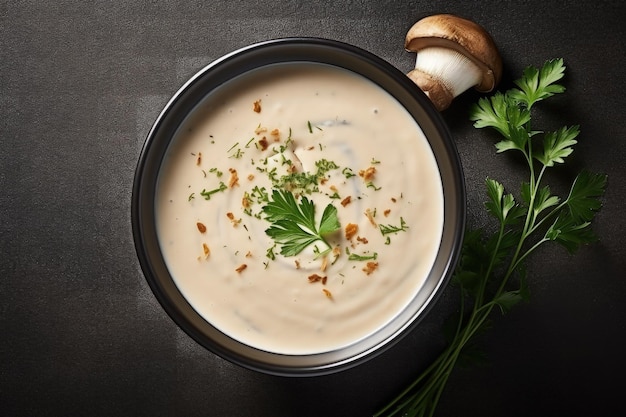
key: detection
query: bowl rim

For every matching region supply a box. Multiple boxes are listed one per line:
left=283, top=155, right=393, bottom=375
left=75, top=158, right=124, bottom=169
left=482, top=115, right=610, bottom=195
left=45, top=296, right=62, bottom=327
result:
left=131, top=37, right=465, bottom=376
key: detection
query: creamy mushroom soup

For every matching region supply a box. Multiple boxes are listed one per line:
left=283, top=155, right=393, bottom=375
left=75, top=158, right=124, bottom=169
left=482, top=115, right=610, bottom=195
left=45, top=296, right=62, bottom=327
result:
left=156, top=63, right=444, bottom=355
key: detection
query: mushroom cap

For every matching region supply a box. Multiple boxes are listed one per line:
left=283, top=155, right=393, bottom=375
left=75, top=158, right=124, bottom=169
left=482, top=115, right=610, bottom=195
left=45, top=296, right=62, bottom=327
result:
left=406, top=69, right=453, bottom=112
left=405, top=14, right=502, bottom=92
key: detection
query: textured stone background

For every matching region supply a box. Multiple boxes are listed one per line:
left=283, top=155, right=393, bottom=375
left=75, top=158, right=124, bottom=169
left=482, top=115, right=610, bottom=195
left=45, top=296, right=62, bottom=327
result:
left=2, top=1, right=625, bottom=416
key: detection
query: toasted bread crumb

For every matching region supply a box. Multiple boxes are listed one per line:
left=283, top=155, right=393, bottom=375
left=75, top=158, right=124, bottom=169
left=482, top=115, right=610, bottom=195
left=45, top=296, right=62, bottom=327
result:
left=308, top=274, right=324, bottom=283
left=365, top=208, right=377, bottom=227
left=226, top=212, right=241, bottom=227
left=363, top=261, right=378, bottom=275
left=228, top=168, right=239, bottom=188
left=359, top=166, right=376, bottom=181
left=259, top=136, right=269, bottom=151
left=345, top=223, right=358, bottom=240
left=320, top=255, right=328, bottom=272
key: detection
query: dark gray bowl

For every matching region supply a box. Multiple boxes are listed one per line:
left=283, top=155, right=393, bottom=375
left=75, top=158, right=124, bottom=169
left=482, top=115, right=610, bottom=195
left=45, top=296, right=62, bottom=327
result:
left=132, top=38, right=465, bottom=376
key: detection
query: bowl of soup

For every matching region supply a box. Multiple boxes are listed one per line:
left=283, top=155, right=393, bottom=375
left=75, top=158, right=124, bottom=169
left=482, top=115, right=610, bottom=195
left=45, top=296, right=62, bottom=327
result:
left=132, top=38, right=465, bottom=376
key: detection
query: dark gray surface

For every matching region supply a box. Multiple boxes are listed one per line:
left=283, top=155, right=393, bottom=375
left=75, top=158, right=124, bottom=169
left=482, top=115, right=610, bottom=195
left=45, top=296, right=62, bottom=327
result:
left=1, top=1, right=624, bottom=416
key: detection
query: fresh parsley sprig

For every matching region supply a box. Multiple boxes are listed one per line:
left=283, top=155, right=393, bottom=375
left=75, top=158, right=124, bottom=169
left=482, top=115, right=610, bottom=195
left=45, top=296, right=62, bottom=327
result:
left=263, top=189, right=340, bottom=257
left=375, top=58, right=606, bottom=417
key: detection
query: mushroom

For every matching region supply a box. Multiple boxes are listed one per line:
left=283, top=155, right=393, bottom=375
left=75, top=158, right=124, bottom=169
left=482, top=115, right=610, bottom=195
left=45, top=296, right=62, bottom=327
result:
left=405, top=14, right=502, bottom=111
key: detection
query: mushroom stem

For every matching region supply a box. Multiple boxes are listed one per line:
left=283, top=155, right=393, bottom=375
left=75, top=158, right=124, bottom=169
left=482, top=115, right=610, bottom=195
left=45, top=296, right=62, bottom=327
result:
left=409, top=47, right=483, bottom=111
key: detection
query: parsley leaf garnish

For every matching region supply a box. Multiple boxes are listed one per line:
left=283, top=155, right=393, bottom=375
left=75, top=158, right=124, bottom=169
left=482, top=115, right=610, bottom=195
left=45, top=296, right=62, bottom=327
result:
left=509, top=58, right=566, bottom=107
left=262, top=189, right=340, bottom=257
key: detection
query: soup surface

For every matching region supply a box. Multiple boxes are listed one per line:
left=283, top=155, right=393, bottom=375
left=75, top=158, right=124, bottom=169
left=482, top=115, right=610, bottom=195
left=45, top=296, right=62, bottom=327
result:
left=156, top=62, right=444, bottom=354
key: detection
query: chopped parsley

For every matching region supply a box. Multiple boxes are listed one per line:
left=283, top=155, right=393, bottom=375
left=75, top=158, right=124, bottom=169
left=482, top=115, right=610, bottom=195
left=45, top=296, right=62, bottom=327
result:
left=199, top=182, right=227, bottom=200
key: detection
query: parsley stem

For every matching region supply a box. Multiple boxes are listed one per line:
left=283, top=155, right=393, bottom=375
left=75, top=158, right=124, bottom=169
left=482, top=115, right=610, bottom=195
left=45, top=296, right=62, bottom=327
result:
left=530, top=200, right=566, bottom=234
left=498, top=132, right=541, bottom=296
left=508, top=238, right=549, bottom=277
left=476, top=221, right=506, bottom=307
left=374, top=347, right=449, bottom=416
left=380, top=298, right=493, bottom=416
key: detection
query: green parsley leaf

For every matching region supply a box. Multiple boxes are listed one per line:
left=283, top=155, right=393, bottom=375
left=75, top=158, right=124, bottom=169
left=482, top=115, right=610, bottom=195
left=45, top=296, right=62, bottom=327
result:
left=532, top=185, right=561, bottom=216
left=545, top=214, right=596, bottom=253
left=534, top=125, right=579, bottom=166
left=509, top=58, right=566, bottom=108
left=470, top=92, right=511, bottom=137
left=564, top=170, right=607, bottom=222
left=470, top=93, right=531, bottom=153
left=485, top=178, right=525, bottom=225
left=262, top=189, right=340, bottom=257
left=492, top=289, right=524, bottom=313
